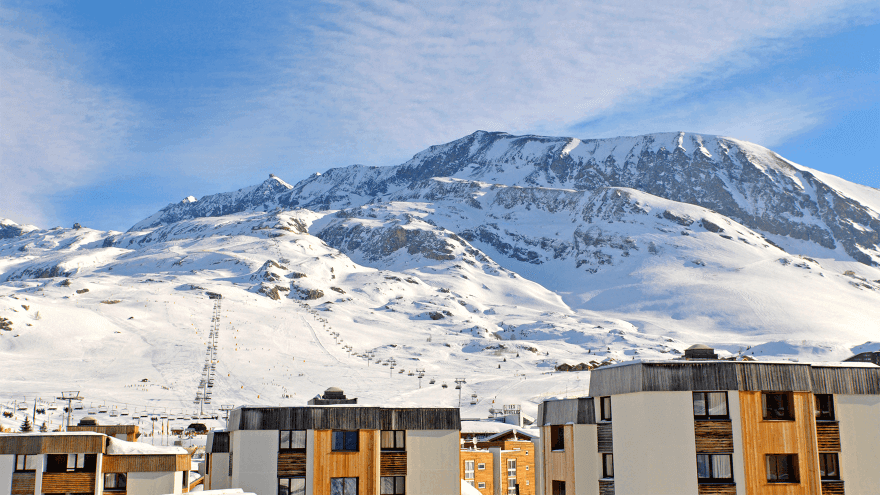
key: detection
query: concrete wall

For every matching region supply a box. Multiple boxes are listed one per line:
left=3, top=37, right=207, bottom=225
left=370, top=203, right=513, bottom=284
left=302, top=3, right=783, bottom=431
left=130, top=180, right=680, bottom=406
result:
left=726, top=391, right=746, bottom=495
left=406, top=429, right=460, bottom=495
left=534, top=433, right=542, bottom=495
left=572, top=424, right=598, bottom=495
left=230, top=430, right=278, bottom=495
left=208, top=453, right=231, bottom=491
left=0, top=455, right=13, bottom=495
left=836, top=394, right=880, bottom=495
left=33, top=454, right=44, bottom=495
left=613, top=391, right=698, bottom=495
left=127, top=471, right=182, bottom=495
left=305, top=429, right=314, bottom=495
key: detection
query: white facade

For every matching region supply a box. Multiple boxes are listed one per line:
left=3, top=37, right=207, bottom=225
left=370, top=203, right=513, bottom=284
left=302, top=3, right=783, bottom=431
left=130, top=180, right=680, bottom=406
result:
left=127, top=470, right=183, bottom=494
left=0, top=454, right=13, bottom=495
left=405, top=430, right=460, bottom=495
left=572, top=424, right=599, bottom=495
left=726, top=391, right=746, bottom=495
left=612, top=391, right=698, bottom=495
left=208, top=452, right=232, bottom=491
left=230, top=430, right=278, bottom=495
left=836, top=394, right=880, bottom=495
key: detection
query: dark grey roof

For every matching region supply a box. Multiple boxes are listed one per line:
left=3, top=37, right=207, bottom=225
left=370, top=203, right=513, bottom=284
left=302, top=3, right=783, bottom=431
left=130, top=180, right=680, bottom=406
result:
left=537, top=398, right=595, bottom=426
left=227, top=406, right=460, bottom=431
left=588, top=361, right=880, bottom=397
left=206, top=430, right=229, bottom=453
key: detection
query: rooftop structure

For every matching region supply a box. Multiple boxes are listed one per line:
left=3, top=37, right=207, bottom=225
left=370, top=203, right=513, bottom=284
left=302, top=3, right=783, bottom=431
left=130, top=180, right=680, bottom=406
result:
left=306, top=386, right=358, bottom=405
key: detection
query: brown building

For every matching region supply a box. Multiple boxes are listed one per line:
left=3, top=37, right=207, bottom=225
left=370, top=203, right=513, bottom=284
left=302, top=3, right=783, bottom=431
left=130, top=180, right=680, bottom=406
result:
left=461, top=448, right=494, bottom=495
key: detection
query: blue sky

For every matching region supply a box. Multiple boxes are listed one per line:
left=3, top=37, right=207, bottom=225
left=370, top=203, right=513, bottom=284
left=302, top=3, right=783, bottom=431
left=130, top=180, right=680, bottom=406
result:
left=1, top=1, right=878, bottom=230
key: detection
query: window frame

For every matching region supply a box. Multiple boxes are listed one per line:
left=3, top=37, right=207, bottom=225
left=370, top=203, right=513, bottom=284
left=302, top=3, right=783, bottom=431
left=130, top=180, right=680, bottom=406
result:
left=766, top=454, right=799, bottom=483
left=602, top=453, right=614, bottom=479
left=14, top=455, right=38, bottom=472
left=103, top=473, right=127, bottom=491
left=379, top=475, right=405, bottom=495
left=814, top=394, right=835, bottom=421
left=464, top=460, right=475, bottom=480
left=380, top=430, right=405, bottom=451
left=278, top=477, right=306, bottom=495
left=477, top=463, right=486, bottom=470
left=692, top=391, right=730, bottom=420
left=330, top=476, right=358, bottom=495
left=818, top=453, right=840, bottom=480
left=762, top=392, right=795, bottom=421
left=696, top=454, right=733, bottom=483
left=331, top=430, right=360, bottom=452
left=280, top=430, right=307, bottom=451
left=477, top=482, right=486, bottom=489
left=550, top=425, right=565, bottom=451
left=600, top=396, right=612, bottom=421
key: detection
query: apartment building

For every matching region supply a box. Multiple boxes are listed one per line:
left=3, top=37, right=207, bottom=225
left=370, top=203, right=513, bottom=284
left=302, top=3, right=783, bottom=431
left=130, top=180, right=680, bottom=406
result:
left=0, top=431, right=193, bottom=495
left=460, top=447, right=494, bottom=495
left=538, top=347, right=880, bottom=495
left=205, top=389, right=461, bottom=495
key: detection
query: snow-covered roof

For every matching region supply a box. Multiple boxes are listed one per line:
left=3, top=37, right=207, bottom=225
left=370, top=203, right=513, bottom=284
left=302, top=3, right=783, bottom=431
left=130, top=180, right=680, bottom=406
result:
left=484, top=427, right=539, bottom=442
left=107, top=436, right=188, bottom=455
left=459, top=421, right=538, bottom=439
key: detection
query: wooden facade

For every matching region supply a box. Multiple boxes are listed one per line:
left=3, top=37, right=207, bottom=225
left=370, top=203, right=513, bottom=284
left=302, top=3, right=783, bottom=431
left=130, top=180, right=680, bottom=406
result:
left=0, top=433, right=105, bottom=455
left=820, top=480, right=845, bottom=495
left=815, top=422, right=841, bottom=452
left=541, top=424, right=576, bottom=495
left=597, top=423, right=613, bottom=453
left=696, top=484, right=736, bottom=495
left=598, top=479, right=614, bottom=495
left=102, top=453, right=191, bottom=472
left=41, top=472, right=96, bottom=494
left=10, top=472, right=35, bottom=495
left=278, top=451, right=308, bottom=477
left=539, top=397, right=595, bottom=425
left=379, top=452, right=407, bottom=476
left=460, top=449, right=494, bottom=495
left=68, top=425, right=140, bottom=442
left=739, top=391, right=821, bottom=495
left=694, top=420, right=734, bottom=453
left=312, top=429, right=378, bottom=495
left=230, top=406, right=459, bottom=431
left=499, top=447, right=536, bottom=495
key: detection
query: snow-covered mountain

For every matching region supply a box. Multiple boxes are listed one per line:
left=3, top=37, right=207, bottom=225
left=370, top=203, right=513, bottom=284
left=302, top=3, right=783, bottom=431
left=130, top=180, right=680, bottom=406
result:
left=2, top=131, right=879, bottom=432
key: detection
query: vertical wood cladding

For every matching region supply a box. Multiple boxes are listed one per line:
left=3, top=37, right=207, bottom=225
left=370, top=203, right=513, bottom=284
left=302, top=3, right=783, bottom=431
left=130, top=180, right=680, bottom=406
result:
left=460, top=450, right=494, bottom=495
left=0, top=434, right=105, bottom=455
left=820, top=480, right=845, bottom=495
left=230, top=407, right=459, bottom=431
left=597, top=423, right=613, bottom=453
left=542, top=425, right=575, bottom=495
left=810, top=366, right=880, bottom=394
left=815, top=422, right=841, bottom=452
left=41, top=472, right=97, bottom=494
left=102, top=454, right=190, bottom=472
left=10, top=473, right=35, bottom=495
left=598, top=479, right=615, bottom=495
left=697, top=484, right=736, bottom=495
left=312, top=429, right=378, bottom=495
left=739, top=391, right=821, bottom=495
left=694, top=421, right=734, bottom=453
left=278, top=452, right=308, bottom=477
left=380, top=452, right=407, bottom=476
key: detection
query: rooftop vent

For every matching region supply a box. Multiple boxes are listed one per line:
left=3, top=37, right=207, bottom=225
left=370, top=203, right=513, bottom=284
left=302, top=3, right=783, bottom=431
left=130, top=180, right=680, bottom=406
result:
left=683, top=344, right=718, bottom=360
left=78, top=417, right=98, bottom=426
left=308, top=387, right=357, bottom=405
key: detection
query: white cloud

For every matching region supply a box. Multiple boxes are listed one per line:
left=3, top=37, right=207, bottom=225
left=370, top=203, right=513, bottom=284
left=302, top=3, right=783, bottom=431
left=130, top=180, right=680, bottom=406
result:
left=0, top=8, right=134, bottom=227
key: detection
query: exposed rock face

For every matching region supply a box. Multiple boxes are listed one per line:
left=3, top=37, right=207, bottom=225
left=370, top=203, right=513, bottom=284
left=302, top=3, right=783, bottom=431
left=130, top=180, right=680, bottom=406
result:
left=0, top=220, right=38, bottom=240
left=130, top=131, right=880, bottom=265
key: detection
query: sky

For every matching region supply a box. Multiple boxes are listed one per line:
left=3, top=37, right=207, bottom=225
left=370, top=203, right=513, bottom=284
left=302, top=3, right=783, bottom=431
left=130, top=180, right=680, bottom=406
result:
left=1, top=1, right=878, bottom=231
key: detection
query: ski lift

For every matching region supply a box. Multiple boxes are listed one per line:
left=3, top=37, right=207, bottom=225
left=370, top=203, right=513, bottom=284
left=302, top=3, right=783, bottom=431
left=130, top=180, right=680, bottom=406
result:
left=429, top=378, right=436, bottom=385
left=87, top=407, right=97, bottom=415
left=74, top=402, right=84, bottom=410
left=17, top=404, right=27, bottom=411
left=160, top=413, right=168, bottom=419
left=110, top=408, right=119, bottom=418
left=454, top=384, right=461, bottom=390
left=398, top=369, right=405, bottom=374
left=441, top=383, right=448, bottom=389
left=408, top=372, right=414, bottom=376
left=470, top=394, right=478, bottom=405
left=48, top=403, right=58, bottom=411
left=98, top=405, right=108, bottom=414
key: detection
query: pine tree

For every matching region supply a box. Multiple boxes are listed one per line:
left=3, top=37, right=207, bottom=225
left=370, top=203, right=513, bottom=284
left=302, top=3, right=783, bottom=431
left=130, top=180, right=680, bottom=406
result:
left=40, top=421, right=48, bottom=432
left=20, top=416, right=33, bottom=432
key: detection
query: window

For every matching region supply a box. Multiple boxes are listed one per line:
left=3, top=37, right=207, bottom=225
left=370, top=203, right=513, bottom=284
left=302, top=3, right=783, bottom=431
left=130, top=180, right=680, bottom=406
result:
left=477, top=482, right=486, bottom=489
left=381, top=430, right=405, bottom=451
left=380, top=476, right=405, bottom=494
left=815, top=394, right=835, bottom=421
left=507, top=459, right=517, bottom=495
left=278, top=478, right=305, bottom=495
left=45, top=453, right=97, bottom=473
left=14, top=455, right=38, bottom=472
left=477, top=463, right=486, bottom=470
left=280, top=430, right=306, bottom=450
left=331, top=477, right=358, bottom=495
left=552, top=480, right=566, bottom=495
left=819, top=453, right=839, bottom=480
left=693, top=392, right=729, bottom=419
left=600, top=397, right=612, bottom=421
left=103, top=473, right=127, bottom=491
left=550, top=425, right=565, bottom=451
left=332, top=431, right=359, bottom=451
left=696, top=454, right=732, bottom=482
left=763, top=392, right=794, bottom=421
left=464, top=460, right=475, bottom=479
left=602, top=454, right=614, bottom=479
left=766, top=454, right=799, bottom=483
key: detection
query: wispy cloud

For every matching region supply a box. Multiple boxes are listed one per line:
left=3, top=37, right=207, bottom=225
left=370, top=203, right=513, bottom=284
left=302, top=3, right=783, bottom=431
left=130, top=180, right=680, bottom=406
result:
left=0, top=8, right=135, bottom=226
